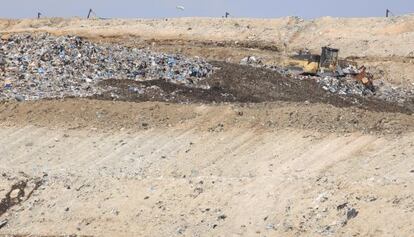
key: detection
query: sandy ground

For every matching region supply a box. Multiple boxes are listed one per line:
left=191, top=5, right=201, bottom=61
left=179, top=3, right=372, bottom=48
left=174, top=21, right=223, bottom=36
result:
left=0, top=16, right=414, bottom=236
left=1, top=16, right=414, bottom=58
left=0, top=100, right=413, bottom=237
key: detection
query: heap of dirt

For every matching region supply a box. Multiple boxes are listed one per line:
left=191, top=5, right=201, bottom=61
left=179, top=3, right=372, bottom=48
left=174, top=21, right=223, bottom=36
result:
left=95, top=61, right=414, bottom=115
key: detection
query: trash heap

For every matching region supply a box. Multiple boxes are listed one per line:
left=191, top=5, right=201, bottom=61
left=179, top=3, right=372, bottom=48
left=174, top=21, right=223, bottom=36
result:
left=240, top=56, right=414, bottom=102
left=374, top=80, right=414, bottom=104
left=304, top=73, right=414, bottom=104
left=313, top=76, right=375, bottom=96
left=0, top=33, right=214, bottom=101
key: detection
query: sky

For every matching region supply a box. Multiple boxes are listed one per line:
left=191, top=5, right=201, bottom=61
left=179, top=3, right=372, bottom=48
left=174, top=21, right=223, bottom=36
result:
left=1, top=0, right=414, bottom=19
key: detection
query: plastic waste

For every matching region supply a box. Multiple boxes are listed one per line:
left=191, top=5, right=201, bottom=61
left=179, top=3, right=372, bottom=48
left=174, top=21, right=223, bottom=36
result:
left=0, top=33, right=214, bottom=101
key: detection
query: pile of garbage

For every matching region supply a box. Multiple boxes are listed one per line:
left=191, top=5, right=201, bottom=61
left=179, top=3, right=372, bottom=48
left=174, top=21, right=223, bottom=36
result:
left=374, top=80, right=414, bottom=104
left=313, top=76, right=374, bottom=96
left=240, top=56, right=374, bottom=95
left=240, top=56, right=414, bottom=103
left=0, top=33, right=214, bottom=101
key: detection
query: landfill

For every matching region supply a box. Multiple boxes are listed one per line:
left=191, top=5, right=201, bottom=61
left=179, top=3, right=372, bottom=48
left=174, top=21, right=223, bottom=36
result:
left=2, top=16, right=414, bottom=237
left=0, top=32, right=413, bottom=105
left=0, top=33, right=214, bottom=101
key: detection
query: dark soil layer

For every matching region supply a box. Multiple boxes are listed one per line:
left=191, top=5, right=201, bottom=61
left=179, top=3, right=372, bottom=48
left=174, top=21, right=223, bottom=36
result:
left=94, top=61, right=413, bottom=114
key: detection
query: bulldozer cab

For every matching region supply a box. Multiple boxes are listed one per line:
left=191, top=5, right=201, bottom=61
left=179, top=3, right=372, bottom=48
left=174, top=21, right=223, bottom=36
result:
left=319, top=47, right=339, bottom=71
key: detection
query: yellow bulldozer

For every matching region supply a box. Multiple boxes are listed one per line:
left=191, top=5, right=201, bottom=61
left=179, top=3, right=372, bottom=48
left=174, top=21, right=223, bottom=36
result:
left=286, top=47, right=374, bottom=91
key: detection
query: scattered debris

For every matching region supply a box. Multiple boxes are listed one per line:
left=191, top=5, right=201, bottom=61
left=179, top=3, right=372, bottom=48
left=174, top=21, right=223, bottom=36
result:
left=0, top=178, right=44, bottom=217
left=337, top=202, right=348, bottom=210
left=0, top=219, right=7, bottom=229
left=218, top=214, right=227, bottom=220
left=346, top=208, right=359, bottom=220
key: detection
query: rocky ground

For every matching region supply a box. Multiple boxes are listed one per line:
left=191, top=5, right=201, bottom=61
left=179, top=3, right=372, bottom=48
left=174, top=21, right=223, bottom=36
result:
left=0, top=16, right=413, bottom=237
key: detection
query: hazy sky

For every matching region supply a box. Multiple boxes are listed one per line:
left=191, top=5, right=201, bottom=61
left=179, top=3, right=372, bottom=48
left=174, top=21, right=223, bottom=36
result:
left=2, top=0, right=414, bottom=19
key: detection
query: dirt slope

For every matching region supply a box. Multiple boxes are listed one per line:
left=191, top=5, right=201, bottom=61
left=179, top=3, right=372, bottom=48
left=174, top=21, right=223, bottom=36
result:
left=0, top=99, right=413, bottom=237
